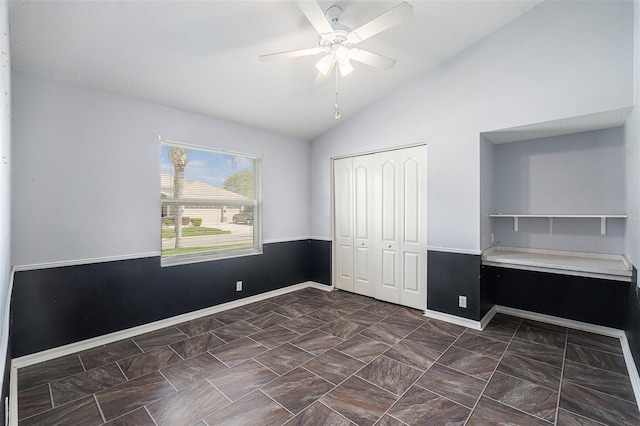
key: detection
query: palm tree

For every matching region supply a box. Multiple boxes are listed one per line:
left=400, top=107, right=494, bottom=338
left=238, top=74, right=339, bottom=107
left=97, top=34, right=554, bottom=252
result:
left=170, top=147, right=188, bottom=248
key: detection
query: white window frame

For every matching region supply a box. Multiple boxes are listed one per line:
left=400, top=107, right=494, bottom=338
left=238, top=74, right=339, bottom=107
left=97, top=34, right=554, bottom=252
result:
left=160, top=140, right=263, bottom=267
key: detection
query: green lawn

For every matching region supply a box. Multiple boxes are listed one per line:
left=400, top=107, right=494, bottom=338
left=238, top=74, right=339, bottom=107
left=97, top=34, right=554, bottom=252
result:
left=161, top=226, right=231, bottom=239
left=161, top=244, right=252, bottom=255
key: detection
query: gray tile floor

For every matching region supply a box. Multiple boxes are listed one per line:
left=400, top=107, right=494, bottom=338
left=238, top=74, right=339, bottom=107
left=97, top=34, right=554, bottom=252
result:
left=16, top=288, right=640, bottom=425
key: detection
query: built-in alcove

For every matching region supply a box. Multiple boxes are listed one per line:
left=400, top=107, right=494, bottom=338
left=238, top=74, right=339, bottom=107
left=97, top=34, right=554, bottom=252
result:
left=484, top=123, right=627, bottom=254
left=478, top=108, right=634, bottom=327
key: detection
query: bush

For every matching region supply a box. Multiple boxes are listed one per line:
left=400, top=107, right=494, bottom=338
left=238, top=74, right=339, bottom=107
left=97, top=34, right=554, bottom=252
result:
left=162, top=217, right=174, bottom=227
left=181, top=216, right=190, bottom=226
left=190, top=218, right=203, bottom=227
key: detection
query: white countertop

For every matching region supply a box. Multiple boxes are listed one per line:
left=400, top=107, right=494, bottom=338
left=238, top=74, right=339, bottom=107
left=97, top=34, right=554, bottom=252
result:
left=482, top=246, right=632, bottom=282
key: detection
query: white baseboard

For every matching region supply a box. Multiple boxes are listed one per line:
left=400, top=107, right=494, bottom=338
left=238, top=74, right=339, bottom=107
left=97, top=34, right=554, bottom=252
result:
left=424, top=309, right=483, bottom=330
left=494, top=305, right=625, bottom=338
left=480, top=305, right=497, bottom=329
left=9, top=281, right=331, bottom=426
left=424, top=305, right=496, bottom=331
left=621, top=334, right=640, bottom=412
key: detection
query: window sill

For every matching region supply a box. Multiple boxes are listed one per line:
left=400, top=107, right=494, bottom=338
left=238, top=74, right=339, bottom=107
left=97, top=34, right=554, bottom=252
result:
left=161, top=247, right=263, bottom=267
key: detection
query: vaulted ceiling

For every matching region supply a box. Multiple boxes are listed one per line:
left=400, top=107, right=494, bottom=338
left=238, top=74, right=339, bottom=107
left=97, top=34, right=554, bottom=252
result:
left=9, top=0, right=540, bottom=140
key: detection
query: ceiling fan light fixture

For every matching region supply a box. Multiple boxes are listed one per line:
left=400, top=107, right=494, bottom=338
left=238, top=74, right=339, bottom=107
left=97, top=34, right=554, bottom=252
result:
left=316, top=54, right=335, bottom=75
left=335, top=46, right=350, bottom=64
left=262, top=1, right=413, bottom=119
left=338, top=61, right=354, bottom=77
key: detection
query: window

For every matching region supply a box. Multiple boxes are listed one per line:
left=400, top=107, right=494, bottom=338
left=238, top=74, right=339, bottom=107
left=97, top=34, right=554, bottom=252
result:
left=160, top=141, right=262, bottom=266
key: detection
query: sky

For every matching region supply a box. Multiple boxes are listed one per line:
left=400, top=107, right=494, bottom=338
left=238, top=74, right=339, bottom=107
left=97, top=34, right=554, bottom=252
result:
left=160, top=144, right=255, bottom=188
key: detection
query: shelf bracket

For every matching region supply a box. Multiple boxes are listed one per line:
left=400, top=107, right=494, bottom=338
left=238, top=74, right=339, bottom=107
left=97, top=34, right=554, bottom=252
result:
left=549, top=217, right=553, bottom=235
left=513, top=217, right=518, bottom=232
left=601, top=217, right=606, bottom=235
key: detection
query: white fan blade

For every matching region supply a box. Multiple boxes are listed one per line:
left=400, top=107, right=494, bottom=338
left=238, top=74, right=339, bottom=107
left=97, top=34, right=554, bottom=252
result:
left=314, top=61, right=335, bottom=86
left=348, top=2, right=413, bottom=44
left=350, top=49, right=396, bottom=70
left=259, top=47, right=322, bottom=62
left=295, top=0, right=334, bottom=38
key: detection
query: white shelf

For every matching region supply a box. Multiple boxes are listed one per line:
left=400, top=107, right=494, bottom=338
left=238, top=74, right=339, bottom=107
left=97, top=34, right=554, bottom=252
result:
left=488, top=214, right=627, bottom=235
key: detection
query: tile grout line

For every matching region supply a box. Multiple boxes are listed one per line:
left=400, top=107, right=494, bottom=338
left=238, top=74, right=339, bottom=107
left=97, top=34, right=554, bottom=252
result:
left=114, top=359, right=129, bottom=382
left=77, top=353, right=86, bottom=372
left=252, top=388, right=296, bottom=420
left=250, top=357, right=282, bottom=377
left=294, top=317, right=424, bottom=421
left=554, top=329, right=568, bottom=426
left=166, top=343, right=185, bottom=361
left=47, top=382, right=54, bottom=412
left=563, top=354, right=634, bottom=380
left=314, top=400, right=362, bottom=425
left=485, top=322, right=571, bottom=424
left=374, top=327, right=471, bottom=424
left=157, top=370, right=179, bottom=393
left=199, top=380, right=233, bottom=423
left=92, top=394, right=107, bottom=424
left=143, top=406, right=159, bottom=426
left=480, top=394, right=555, bottom=424
left=566, top=380, right=640, bottom=406
left=463, top=318, right=522, bottom=426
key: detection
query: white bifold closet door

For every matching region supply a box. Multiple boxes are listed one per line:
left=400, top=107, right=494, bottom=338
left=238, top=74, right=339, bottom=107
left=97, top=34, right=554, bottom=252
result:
left=333, top=145, right=427, bottom=310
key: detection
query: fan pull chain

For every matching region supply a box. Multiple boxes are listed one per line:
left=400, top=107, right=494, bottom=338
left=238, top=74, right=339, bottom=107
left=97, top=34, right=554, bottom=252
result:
left=334, top=65, right=341, bottom=119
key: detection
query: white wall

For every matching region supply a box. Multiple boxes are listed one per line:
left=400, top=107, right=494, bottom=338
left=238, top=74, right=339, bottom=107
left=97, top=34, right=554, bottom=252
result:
left=0, top=0, right=10, bottom=408
left=11, top=72, right=311, bottom=267
left=492, top=128, right=626, bottom=254
left=310, top=1, right=634, bottom=252
left=625, top=0, right=640, bottom=269
left=479, top=135, right=494, bottom=251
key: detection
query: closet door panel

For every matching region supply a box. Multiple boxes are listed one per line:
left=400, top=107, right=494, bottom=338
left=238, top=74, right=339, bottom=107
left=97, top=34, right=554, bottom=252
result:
left=399, top=146, right=427, bottom=310
left=381, top=160, right=397, bottom=243
left=381, top=249, right=397, bottom=289
left=375, top=151, right=400, bottom=304
left=333, top=157, right=354, bottom=292
left=402, top=156, right=420, bottom=244
left=353, top=154, right=376, bottom=297
left=403, top=252, right=420, bottom=292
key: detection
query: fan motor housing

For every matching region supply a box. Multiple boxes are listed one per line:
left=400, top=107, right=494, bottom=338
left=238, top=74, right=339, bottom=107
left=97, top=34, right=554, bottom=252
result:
left=319, top=29, right=350, bottom=52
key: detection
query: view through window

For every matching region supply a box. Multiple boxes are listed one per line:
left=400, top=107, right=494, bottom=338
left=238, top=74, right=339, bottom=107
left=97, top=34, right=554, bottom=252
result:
left=160, top=141, right=262, bottom=266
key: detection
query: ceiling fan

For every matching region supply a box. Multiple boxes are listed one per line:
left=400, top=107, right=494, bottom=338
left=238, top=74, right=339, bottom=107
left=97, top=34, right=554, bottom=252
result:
left=260, top=1, right=413, bottom=86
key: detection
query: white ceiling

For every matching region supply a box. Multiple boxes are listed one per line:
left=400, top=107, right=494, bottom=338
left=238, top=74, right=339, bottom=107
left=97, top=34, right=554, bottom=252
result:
left=9, top=0, right=541, bottom=141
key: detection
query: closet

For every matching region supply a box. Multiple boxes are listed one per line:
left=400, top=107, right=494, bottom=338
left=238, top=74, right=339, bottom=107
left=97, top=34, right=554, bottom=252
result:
left=333, top=145, right=427, bottom=310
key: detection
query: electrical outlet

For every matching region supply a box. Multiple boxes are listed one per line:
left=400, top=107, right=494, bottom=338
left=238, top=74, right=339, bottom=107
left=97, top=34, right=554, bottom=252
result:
left=236, top=281, right=242, bottom=291
left=458, top=295, right=467, bottom=308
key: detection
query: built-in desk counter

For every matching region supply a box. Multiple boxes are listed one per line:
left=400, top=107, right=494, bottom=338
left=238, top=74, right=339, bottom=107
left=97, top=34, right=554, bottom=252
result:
left=481, top=246, right=634, bottom=328
left=482, top=246, right=633, bottom=282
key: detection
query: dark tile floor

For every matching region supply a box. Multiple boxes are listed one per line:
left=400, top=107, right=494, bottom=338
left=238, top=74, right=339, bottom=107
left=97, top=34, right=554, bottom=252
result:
left=16, top=288, right=640, bottom=425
